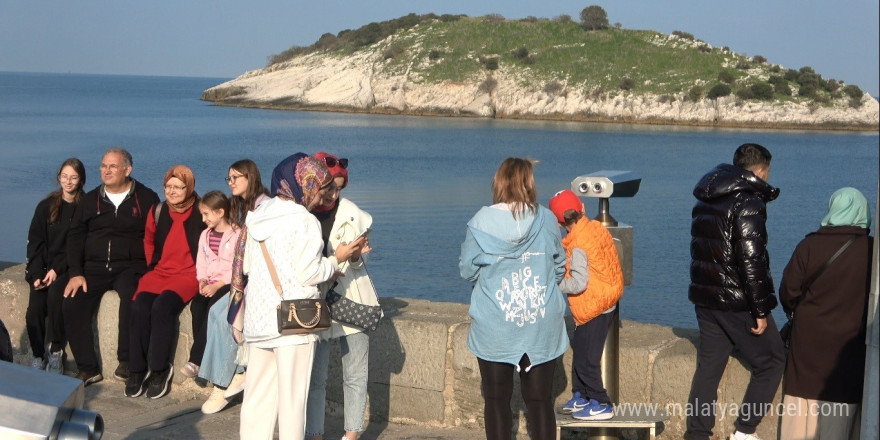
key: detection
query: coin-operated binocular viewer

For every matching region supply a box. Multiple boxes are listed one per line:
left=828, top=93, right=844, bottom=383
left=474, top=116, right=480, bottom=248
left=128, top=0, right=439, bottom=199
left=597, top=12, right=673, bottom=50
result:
left=569, top=171, right=640, bottom=440
left=0, top=361, right=104, bottom=439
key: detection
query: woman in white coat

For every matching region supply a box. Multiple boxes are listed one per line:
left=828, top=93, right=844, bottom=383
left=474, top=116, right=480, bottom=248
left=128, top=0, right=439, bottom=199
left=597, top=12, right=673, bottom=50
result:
left=239, top=153, right=364, bottom=440
left=306, top=152, right=378, bottom=440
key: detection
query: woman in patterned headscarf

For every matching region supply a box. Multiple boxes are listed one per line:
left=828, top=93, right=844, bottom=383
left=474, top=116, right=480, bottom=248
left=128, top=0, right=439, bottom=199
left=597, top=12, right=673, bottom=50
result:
left=239, top=153, right=365, bottom=440
left=779, top=187, right=874, bottom=440
left=125, top=165, right=205, bottom=400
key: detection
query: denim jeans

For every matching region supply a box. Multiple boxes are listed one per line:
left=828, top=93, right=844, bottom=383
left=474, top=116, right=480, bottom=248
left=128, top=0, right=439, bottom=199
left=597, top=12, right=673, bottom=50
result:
left=305, top=331, right=370, bottom=435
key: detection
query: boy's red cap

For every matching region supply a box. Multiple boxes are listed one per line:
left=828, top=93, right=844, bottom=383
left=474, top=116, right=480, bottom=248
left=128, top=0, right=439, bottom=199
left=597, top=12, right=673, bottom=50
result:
left=548, top=189, right=583, bottom=225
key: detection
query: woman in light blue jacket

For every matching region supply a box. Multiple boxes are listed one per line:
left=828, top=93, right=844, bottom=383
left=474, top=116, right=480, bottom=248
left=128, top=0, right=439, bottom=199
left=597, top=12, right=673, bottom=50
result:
left=459, top=157, right=568, bottom=440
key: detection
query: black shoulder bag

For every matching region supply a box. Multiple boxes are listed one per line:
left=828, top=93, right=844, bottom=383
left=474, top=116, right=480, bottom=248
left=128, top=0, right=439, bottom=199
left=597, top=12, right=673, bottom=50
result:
left=260, top=241, right=331, bottom=335
left=779, top=236, right=857, bottom=348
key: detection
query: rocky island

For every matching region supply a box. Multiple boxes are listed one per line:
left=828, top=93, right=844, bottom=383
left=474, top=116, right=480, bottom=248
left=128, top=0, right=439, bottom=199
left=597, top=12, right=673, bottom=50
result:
left=202, top=12, right=879, bottom=131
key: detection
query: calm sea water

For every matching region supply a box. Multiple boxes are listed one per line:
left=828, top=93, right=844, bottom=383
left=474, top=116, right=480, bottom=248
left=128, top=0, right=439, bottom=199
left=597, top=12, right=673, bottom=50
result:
left=1, top=72, right=877, bottom=329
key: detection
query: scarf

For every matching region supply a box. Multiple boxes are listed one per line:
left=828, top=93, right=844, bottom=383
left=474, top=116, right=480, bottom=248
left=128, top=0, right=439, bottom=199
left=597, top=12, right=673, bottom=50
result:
left=163, top=165, right=197, bottom=213
left=821, top=187, right=872, bottom=229
left=312, top=151, right=348, bottom=213
left=271, top=153, right=332, bottom=206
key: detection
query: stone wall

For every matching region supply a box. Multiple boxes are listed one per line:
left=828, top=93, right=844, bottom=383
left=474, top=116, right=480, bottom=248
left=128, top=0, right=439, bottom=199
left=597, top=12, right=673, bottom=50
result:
left=1, top=263, right=782, bottom=438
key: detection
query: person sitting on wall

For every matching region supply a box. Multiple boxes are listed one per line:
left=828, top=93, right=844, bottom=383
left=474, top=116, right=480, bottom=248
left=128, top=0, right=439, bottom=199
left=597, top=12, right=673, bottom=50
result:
left=63, top=147, right=160, bottom=386
left=125, top=165, right=205, bottom=399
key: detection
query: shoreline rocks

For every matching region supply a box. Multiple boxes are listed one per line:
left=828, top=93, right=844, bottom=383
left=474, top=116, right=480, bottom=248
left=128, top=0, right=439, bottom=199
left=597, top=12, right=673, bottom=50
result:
left=203, top=51, right=879, bottom=132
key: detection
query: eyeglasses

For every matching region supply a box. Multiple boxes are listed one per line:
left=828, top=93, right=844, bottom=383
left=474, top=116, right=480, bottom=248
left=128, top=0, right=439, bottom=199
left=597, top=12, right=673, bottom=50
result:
left=225, top=174, right=247, bottom=184
left=322, top=157, right=348, bottom=169
left=59, top=174, right=80, bottom=182
left=100, top=163, right=125, bottom=172
left=164, top=184, right=187, bottom=192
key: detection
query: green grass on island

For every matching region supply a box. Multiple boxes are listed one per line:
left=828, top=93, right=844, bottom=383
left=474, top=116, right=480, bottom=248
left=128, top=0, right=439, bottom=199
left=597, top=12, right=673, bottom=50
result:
left=264, top=12, right=866, bottom=108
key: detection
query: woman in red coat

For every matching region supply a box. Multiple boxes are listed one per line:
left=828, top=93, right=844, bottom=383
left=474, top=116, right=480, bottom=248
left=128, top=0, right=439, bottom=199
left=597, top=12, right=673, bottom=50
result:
left=125, top=165, right=205, bottom=399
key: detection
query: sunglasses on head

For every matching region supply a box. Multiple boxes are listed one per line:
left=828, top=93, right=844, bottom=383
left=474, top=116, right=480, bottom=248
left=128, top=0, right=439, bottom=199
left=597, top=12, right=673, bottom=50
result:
left=323, top=156, right=348, bottom=169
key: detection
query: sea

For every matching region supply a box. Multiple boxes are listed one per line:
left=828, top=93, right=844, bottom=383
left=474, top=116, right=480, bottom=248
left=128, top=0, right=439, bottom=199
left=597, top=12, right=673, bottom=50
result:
left=1, top=71, right=877, bottom=329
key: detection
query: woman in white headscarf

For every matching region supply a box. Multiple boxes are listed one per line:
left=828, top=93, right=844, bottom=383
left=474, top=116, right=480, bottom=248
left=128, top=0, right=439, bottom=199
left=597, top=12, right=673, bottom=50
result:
left=778, top=187, right=873, bottom=440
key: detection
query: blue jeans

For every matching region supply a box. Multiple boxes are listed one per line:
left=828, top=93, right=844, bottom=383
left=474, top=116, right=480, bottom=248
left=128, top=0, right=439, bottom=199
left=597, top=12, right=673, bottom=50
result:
left=305, top=331, right=370, bottom=435
left=197, top=294, right=240, bottom=387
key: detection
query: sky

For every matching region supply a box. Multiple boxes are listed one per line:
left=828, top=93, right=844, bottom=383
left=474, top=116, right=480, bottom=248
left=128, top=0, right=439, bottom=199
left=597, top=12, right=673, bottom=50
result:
left=1, top=1, right=878, bottom=96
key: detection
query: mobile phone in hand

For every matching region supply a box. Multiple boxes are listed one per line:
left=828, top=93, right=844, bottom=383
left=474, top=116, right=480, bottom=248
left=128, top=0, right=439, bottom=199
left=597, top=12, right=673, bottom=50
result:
left=354, top=228, right=372, bottom=241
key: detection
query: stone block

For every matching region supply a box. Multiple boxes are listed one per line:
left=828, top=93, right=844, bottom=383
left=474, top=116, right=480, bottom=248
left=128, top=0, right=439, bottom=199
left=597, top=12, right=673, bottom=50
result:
left=367, top=382, right=445, bottom=423
left=450, top=321, right=482, bottom=428
left=619, top=322, right=696, bottom=406
left=1, top=265, right=30, bottom=360
left=649, top=337, right=698, bottom=438
left=96, top=291, right=193, bottom=384
left=369, top=298, right=467, bottom=392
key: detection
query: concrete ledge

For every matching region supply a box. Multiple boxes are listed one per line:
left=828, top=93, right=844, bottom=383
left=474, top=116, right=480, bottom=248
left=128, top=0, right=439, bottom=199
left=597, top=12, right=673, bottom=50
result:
left=1, top=263, right=783, bottom=438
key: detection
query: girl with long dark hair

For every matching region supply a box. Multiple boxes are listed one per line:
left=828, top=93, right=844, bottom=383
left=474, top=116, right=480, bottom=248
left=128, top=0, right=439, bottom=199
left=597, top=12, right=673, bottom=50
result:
left=25, top=157, right=86, bottom=374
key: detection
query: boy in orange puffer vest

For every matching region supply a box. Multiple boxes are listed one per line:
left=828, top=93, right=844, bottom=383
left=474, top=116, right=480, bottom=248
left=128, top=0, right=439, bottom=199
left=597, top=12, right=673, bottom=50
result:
left=549, top=190, right=624, bottom=421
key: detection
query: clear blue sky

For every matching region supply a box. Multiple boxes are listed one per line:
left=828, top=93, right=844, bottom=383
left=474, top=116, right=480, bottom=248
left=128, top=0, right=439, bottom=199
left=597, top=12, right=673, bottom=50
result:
left=1, top=0, right=877, bottom=96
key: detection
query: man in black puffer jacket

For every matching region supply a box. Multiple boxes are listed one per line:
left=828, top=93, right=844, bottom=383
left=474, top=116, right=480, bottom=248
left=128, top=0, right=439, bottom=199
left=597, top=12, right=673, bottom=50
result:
left=685, top=143, right=785, bottom=440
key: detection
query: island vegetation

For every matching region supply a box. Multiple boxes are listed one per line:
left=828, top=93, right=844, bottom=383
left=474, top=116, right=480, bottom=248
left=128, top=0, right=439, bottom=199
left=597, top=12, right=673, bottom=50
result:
left=202, top=6, right=878, bottom=131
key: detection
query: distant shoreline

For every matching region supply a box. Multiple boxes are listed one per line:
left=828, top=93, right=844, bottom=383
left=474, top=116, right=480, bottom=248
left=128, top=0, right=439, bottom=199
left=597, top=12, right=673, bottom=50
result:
left=208, top=100, right=880, bottom=133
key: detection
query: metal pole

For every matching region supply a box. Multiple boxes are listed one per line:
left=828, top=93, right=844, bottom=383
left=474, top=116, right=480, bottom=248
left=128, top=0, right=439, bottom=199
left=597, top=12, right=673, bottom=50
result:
left=586, top=224, right=632, bottom=440
left=588, top=305, right=620, bottom=440
left=860, top=187, right=879, bottom=440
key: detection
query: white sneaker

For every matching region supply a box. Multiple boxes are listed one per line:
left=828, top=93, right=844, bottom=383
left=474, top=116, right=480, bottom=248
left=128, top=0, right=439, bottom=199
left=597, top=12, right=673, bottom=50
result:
left=730, top=432, right=763, bottom=440
left=201, top=387, right=230, bottom=414
left=30, top=357, right=46, bottom=369
left=224, top=371, right=246, bottom=398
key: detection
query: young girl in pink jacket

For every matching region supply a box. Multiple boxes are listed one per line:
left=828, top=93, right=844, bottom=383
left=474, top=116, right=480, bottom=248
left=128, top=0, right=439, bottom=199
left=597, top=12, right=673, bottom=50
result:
left=182, top=190, right=241, bottom=378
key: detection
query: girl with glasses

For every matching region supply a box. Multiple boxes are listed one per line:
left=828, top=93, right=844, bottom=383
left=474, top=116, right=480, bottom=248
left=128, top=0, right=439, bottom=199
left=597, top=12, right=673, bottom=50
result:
left=25, top=157, right=86, bottom=374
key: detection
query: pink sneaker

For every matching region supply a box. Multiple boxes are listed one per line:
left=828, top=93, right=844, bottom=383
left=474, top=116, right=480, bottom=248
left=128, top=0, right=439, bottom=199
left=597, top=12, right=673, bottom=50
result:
left=179, top=362, right=199, bottom=378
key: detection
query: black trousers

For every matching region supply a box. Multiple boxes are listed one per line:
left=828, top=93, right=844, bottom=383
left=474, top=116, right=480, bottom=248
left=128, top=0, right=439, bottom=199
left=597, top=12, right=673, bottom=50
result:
left=187, top=284, right=230, bottom=366
left=129, top=290, right=186, bottom=373
left=686, top=306, right=785, bottom=439
left=571, top=311, right=613, bottom=403
left=25, top=272, right=68, bottom=358
left=478, top=355, right=558, bottom=440
left=62, top=265, right=142, bottom=373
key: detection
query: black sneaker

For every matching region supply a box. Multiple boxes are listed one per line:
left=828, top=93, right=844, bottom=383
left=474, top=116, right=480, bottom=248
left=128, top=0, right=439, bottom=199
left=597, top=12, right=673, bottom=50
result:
left=75, top=370, right=103, bottom=386
left=124, top=371, right=150, bottom=397
left=114, top=361, right=130, bottom=380
left=146, top=364, right=173, bottom=399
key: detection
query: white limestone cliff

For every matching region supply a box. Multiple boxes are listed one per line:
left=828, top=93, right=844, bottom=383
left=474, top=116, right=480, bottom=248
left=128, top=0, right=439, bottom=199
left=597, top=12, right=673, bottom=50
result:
left=203, top=47, right=879, bottom=131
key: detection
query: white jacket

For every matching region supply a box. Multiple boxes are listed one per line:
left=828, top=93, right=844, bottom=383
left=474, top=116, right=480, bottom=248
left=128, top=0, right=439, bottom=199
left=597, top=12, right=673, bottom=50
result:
left=322, top=198, right=379, bottom=339
left=242, top=197, right=339, bottom=345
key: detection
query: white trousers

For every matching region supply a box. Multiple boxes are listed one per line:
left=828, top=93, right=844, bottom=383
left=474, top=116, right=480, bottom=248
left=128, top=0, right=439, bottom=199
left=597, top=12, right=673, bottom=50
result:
left=240, top=341, right=316, bottom=440
left=779, top=394, right=861, bottom=440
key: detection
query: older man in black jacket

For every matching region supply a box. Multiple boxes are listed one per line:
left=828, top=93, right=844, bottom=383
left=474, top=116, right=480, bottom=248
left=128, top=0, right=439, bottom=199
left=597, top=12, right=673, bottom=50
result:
left=62, top=148, right=160, bottom=386
left=685, top=143, right=785, bottom=440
